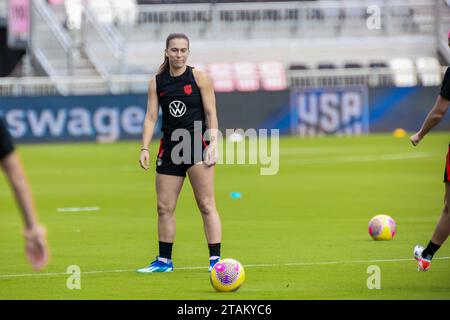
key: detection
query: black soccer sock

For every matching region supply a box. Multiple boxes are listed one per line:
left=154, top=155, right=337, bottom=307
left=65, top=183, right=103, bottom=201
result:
left=159, top=241, right=173, bottom=260
left=422, top=241, right=441, bottom=260
left=208, top=243, right=221, bottom=258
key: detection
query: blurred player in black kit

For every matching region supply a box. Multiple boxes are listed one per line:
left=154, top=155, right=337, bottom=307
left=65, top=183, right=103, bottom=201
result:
left=410, top=32, right=450, bottom=272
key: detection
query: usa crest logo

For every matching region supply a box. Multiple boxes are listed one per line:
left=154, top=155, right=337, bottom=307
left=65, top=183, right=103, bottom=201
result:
left=184, top=84, right=192, bottom=95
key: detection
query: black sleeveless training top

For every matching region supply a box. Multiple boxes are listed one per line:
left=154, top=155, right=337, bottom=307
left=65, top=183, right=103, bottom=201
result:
left=156, top=66, right=206, bottom=134
left=440, top=67, right=450, bottom=145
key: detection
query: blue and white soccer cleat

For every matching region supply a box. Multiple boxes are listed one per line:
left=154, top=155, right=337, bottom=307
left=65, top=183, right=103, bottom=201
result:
left=414, top=245, right=431, bottom=272
left=208, top=257, right=220, bottom=272
left=137, top=257, right=174, bottom=273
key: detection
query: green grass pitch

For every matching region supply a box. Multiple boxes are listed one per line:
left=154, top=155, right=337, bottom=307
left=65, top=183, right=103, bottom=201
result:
left=0, top=133, right=449, bottom=299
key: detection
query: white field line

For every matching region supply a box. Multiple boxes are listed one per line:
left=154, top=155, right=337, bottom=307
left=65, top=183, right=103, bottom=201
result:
left=283, top=152, right=429, bottom=165
left=279, top=146, right=375, bottom=155
left=1, top=256, right=449, bottom=279
left=57, top=207, right=100, bottom=213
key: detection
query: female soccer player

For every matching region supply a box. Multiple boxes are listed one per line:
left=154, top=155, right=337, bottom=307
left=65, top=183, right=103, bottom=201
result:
left=137, top=33, right=222, bottom=272
left=410, top=33, right=450, bottom=271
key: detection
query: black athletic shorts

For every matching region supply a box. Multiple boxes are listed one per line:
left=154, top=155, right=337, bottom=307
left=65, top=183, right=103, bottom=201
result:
left=445, top=144, right=450, bottom=183
left=0, top=117, right=15, bottom=160
left=156, top=131, right=209, bottom=177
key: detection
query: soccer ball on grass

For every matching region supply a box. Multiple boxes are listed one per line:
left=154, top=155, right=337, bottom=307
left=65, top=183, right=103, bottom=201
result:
left=210, top=258, right=245, bottom=292
left=368, top=214, right=396, bottom=240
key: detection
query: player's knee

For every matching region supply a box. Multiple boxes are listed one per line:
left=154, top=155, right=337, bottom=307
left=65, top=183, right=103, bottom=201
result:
left=157, top=202, right=176, bottom=217
left=197, top=200, right=216, bottom=216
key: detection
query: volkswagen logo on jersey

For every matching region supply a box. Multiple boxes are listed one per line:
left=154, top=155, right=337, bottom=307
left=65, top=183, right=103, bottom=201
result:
left=169, top=100, right=187, bottom=117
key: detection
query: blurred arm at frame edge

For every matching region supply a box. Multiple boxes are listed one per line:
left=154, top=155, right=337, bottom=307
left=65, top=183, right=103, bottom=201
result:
left=0, top=117, right=49, bottom=271
left=411, top=37, right=450, bottom=146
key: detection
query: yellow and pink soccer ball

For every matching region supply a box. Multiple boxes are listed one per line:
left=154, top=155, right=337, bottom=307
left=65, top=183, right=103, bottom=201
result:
left=210, top=258, right=245, bottom=292
left=368, top=214, right=397, bottom=240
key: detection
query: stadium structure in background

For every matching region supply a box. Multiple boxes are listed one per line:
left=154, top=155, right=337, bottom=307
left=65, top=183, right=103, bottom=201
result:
left=0, top=0, right=449, bottom=142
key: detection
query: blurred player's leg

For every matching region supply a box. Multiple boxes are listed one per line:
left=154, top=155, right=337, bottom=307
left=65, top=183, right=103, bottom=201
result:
left=414, top=245, right=431, bottom=271
left=415, top=183, right=450, bottom=271
left=430, top=183, right=450, bottom=247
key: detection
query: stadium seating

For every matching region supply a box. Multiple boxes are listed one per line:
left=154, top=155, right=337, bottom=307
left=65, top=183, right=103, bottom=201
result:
left=1, top=0, right=448, bottom=95
left=232, top=62, right=260, bottom=92
left=207, top=63, right=235, bottom=92
left=369, top=61, right=388, bottom=69
left=416, top=57, right=442, bottom=86
left=200, top=61, right=286, bottom=92
left=63, top=0, right=83, bottom=30
left=55, top=0, right=138, bottom=29
left=317, top=63, right=337, bottom=70
left=258, top=61, right=287, bottom=91
left=191, top=63, right=207, bottom=72
left=88, top=0, right=115, bottom=25
left=389, top=58, right=418, bottom=87
left=109, top=0, right=138, bottom=26
left=344, top=62, right=363, bottom=69
left=289, top=64, right=309, bottom=71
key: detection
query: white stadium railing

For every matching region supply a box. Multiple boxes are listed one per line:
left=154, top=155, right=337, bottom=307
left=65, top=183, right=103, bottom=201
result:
left=288, top=67, right=396, bottom=88
left=82, top=1, right=125, bottom=77
left=0, top=75, right=150, bottom=96
left=30, top=0, right=74, bottom=94
left=0, top=66, right=446, bottom=96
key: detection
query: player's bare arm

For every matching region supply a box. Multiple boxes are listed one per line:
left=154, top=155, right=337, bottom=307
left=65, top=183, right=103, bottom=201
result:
left=410, top=95, right=450, bottom=146
left=140, top=77, right=159, bottom=170
left=1, top=152, right=49, bottom=271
